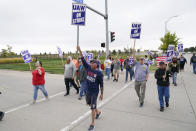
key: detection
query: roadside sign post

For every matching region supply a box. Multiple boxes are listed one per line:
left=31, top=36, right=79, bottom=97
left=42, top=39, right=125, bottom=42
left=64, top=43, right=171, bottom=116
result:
left=130, top=23, right=141, bottom=56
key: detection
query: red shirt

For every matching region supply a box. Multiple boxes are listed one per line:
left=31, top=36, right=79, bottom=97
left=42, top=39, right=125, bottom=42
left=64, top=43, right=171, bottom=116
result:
left=32, top=67, right=45, bottom=85
left=120, top=59, right=124, bottom=65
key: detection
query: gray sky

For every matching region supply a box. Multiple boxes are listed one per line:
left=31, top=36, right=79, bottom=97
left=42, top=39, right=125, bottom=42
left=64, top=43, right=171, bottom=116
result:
left=0, top=0, right=196, bottom=54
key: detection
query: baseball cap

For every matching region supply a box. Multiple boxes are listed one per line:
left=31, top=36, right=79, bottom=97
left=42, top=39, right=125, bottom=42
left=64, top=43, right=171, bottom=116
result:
left=159, top=61, right=165, bottom=66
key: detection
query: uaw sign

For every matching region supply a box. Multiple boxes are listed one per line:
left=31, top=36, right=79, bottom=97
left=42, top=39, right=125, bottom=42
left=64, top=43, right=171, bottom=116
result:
left=72, top=3, right=86, bottom=26
left=130, top=23, right=141, bottom=39
left=21, top=50, right=32, bottom=63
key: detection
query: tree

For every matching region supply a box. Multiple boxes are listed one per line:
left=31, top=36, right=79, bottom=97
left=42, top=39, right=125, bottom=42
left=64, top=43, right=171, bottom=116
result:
left=159, top=32, right=180, bottom=51
left=112, top=49, right=116, bottom=55
left=1, top=45, right=16, bottom=57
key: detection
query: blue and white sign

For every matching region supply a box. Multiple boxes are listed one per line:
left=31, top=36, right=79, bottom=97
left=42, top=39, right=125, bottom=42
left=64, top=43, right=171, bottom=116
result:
left=72, top=3, right=86, bottom=26
left=57, top=46, right=63, bottom=58
left=73, top=0, right=83, bottom=4
left=129, top=57, right=134, bottom=65
left=177, top=44, right=183, bottom=52
left=21, top=50, right=32, bottom=63
left=147, top=51, right=152, bottom=55
left=130, top=23, right=141, bottom=39
left=166, top=51, right=174, bottom=62
left=148, top=60, right=153, bottom=65
left=88, top=53, right=93, bottom=61
left=168, top=45, right=175, bottom=51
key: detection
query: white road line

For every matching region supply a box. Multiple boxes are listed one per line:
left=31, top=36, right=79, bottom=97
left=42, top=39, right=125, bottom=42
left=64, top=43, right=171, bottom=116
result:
left=5, top=91, right=64, bottom=114
left=60, top=81, right=134, bottom=131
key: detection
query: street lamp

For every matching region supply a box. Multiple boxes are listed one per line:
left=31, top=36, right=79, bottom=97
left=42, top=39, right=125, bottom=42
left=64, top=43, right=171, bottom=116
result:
left=165, top=15, right=179, bottom=34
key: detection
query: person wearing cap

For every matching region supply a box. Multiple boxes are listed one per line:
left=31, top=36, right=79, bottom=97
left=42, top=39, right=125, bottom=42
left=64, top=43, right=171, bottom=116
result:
left=30, top=61, right=49, bottom=104
left=63, top=56, right=79, bottom=96
left=155, top=62, right=172, bottom=112
left=169, top=57, right=180, bottom=86
left=77, top=46, right=104, bottom=131
left=133, top=51, right=149, bottom=107
left=190, top=53, right=196, bottom=74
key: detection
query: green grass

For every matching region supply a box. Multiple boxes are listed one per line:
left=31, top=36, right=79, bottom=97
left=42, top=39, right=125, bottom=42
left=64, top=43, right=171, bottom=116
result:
left=0, top=57, right=158, bottom=74
left=0, top=59, right=65, bottom=74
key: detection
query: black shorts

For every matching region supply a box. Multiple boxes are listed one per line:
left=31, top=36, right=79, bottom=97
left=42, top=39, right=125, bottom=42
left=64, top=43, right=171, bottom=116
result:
left=85, top=93, right=98, bottom=110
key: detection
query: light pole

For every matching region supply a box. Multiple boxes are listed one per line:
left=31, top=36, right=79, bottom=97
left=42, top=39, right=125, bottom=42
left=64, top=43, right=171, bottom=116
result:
left=165, top=15, right=178, bottom=34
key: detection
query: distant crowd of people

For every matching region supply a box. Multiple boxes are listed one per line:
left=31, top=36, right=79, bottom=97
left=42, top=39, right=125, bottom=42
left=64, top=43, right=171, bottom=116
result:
left=1, top=49, right=196, bottom=131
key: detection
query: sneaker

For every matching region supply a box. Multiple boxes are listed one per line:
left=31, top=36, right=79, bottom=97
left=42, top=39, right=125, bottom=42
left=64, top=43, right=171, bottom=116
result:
left=140, top=103, right=143, bottom=107
left=88, top=125, right=94, bottom=131
left=116, top=79, right=118, bottom=82
left=166, top=102, right=169, bottom=107
left=78, top=97, right=82, bottom=100
left=174, top=83, right=177, bottom=86
left=32, top=100, right=36, bottom=104
left=113, top=79, right=116, bottom=82
left=160, top=107, right=164, bottom=112
left=64, top=93, right=69, bottom=96
left=95, top=112, right=101, bottom=119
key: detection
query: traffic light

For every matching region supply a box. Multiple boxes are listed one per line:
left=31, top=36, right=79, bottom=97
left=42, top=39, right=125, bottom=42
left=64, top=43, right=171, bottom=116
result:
left=101, top=43, right=105, bottom=47
left=110, top=32, right=115, bottom=42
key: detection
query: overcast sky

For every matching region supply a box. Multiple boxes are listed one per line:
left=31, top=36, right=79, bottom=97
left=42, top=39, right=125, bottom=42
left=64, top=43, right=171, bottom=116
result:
left=0, top=0, right=196, bottom=54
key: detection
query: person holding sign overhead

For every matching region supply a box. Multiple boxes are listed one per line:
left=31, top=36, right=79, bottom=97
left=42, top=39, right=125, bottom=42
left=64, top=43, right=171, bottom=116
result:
left=30, top=61, right=49, bottom=104
left=77, top=46, right=104, bottom=131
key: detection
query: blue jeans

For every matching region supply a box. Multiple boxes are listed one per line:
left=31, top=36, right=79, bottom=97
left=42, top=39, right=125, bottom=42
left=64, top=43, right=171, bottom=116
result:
left=125, top=68, right=134, bottom=81
left=105, top=68, right=111, bottom=79
left=193, top=63, right=196, bottom=74
left=172, top=72, right=177, bottom=84
left=157, top=85, right=170, bottom=108
left=79, top=81, right=87, bottom=98
left=33, top=85, right=48, bottom=100
left=121, top=65, right=123, bottom=71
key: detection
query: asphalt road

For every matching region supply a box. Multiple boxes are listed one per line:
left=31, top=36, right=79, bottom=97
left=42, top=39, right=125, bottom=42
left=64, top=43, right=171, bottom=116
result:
left=0, top=54, right=195, bottom=131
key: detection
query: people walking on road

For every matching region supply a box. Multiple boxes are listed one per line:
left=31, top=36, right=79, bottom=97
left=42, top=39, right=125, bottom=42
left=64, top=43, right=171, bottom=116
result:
left=120, top=57, right=124, bottom=72
left=133, top=51, right=149, bottom=107
left=104, top=56, right=112, bottom=80
left=30, top=61, right=49, bottom=104
left=113, top=56, right=121, bottom=82
left=63, top=56, right=79, bottom=96
left=179, top=55, right=187, bottom=71
left=155, top=62, right=172, bottom=112
left=77, top=46, right=104, bottom=131
left=111, top=58, right=114, bottom=77
left=124, top=56, right=134, bottom=82
left=144, top=55, right=149, bottom=66
left=78, top=59, right=87, bottom=100
left=169, top=57, right=179, bottom=86
left=190, top=53, right=196, bottom=74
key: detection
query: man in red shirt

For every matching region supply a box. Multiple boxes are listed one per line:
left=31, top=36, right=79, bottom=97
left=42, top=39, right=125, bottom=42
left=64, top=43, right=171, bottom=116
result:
left=30, top=61, right=49, bottom=104
left=120, top=57, right=124, bottom=72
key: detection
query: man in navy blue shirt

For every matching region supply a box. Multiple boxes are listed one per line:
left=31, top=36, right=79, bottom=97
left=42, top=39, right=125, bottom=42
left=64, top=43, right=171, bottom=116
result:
left=77, top=46, right=104, bottom=131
